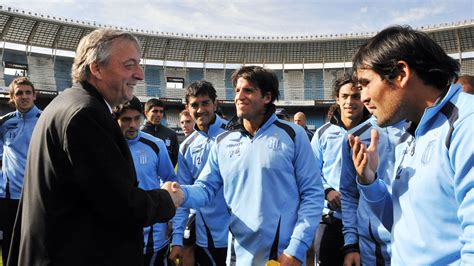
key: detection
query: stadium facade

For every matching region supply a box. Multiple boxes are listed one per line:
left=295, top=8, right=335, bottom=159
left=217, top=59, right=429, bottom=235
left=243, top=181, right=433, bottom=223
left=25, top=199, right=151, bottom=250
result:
left=0, top=6, right=473, bottom=130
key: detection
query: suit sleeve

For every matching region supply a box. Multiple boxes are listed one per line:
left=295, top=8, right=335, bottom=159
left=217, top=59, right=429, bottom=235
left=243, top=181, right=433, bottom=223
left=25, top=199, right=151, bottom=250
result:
left=65, top=109, right=175, bottom=228
left=170, top=132, right=179, bottom=167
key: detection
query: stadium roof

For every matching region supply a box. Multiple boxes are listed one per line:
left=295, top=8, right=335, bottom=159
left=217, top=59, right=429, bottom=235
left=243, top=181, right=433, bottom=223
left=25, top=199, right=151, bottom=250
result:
left=1, top=6, right=473, bottom=65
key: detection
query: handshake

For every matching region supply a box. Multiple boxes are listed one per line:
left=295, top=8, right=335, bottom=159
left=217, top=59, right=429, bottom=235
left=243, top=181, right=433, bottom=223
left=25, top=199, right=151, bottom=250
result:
left=161, top=181, right=184, bottom=207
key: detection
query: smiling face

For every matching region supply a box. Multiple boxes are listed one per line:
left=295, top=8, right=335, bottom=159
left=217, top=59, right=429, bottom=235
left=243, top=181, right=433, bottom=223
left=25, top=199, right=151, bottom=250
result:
left=234, top=77, right=271, bottom=123
left=356, top=68, right=406, bottom=127
left=12, top=84, right=36, bottom=113
left=187, top=94, right=216, bottom=133
left=93, top=38, right=144, bottom=107
left=336, top=83, right=365, bottom=127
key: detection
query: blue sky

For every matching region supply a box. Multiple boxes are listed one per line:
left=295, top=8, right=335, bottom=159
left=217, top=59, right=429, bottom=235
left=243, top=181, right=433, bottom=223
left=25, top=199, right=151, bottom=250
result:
left=1, top=0, right=473, bottom=37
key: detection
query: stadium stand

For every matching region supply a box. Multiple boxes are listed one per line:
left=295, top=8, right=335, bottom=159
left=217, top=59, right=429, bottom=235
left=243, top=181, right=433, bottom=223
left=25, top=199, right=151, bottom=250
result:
left=27, top=53, right=56, bottom=91
left=304, top=69, right=324, bottom=100
left=163, top=68, right=186, bottom=99
left=461, top=58, right=474, bottom=75
left=274, top=69, right=285, bottom=100
left=284, top=70, right=304, bottom=100
left=2, top=49, right=28, bottom=86
left=165, top=109, right=180, bottom=129
left=188, top=68, right=204, bottom=86
left=143, top=65, right=162, bottom=97
left=306, top=111, right=326, bottom=130
left=224, top=69, right=234, bottom=101
left=134, top=80, right=147, bottom=97
left=204, top=69, right=226, bottom=100
left=0, top=6, right=473, bottom=130
left=0, top=52, right=5, bottom=87
left=53, top=56, right=73, bottom=91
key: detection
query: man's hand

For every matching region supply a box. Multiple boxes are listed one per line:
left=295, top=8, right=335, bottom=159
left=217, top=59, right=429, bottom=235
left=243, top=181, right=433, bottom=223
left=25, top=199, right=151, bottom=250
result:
left=343, top=252, right=361, bottom=266
left=348, top=129, right=379, bottom=185
left=161, top=181, right=184, bottom=207
left=278, top=252, right=301, bottom=266
left=326, top=190, right=342, bottom=209
left=169, top=245, right=183, bottom=266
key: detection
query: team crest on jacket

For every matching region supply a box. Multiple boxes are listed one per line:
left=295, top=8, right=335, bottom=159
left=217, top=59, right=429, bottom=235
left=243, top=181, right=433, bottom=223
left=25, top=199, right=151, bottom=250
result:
left=139, top=150, right=148, bottom=165
left=421, top=140, right=436, bottom=164
left=267, top=134, right=281, bottom=150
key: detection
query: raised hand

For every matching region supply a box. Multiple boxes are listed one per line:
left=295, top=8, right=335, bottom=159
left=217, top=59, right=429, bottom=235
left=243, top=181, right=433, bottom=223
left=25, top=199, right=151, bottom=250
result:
left=347, top=128, right=379, bottom=185
left=161, top=181, right=184, bottom=207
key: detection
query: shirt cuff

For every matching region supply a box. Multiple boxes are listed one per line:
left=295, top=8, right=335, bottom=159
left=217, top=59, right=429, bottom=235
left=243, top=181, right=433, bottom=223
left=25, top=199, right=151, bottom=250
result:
left=172, top=233, right=184, bottom=246
left=357, top=175, right=387, bottom=202
left=284, top=238, right=309, bottom=263
left=181, top=186, right=190, bottom=208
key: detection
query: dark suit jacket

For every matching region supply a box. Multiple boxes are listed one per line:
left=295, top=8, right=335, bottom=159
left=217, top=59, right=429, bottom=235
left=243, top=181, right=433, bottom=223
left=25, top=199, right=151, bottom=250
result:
left=8, top=82, right=175, bottom=266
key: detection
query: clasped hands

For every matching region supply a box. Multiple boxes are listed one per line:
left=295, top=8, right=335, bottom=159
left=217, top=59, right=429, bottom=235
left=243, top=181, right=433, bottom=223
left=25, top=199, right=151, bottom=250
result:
left=161, top=181, right=184, bottom=207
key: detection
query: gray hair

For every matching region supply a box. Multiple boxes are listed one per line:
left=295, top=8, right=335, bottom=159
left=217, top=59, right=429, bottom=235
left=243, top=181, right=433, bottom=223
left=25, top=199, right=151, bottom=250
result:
left=72, top=28, right=140, bottom=83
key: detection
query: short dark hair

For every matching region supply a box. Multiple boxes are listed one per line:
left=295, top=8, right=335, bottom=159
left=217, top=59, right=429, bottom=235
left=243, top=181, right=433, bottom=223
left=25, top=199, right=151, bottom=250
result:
left=353, top=25, right=459, bottom=91
left=231, top=66, right=280, bottom=103
left=113, top=96, right=143, bottom=119
left=8, top=76, right=35, bottom=107
left=185, top=80, right=217, bottom=104
left=275, top=108, right=290, bottom=119
left=144, top=98, right=165, bottom=112
left=333, top=72, right=355, bottom=99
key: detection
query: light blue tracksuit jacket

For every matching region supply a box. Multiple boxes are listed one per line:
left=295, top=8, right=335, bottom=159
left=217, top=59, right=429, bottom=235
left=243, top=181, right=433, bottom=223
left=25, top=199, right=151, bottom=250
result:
left=128, top=131, right=176, bottom=253
left=358, top=84, right=474, bottom=265
left=172, top=115, right=230, bottom=249
left=340, top=117, right=406, bottom=265
left=181, top=113, right=324, bottom=265
left=0, top=105, right=41, bottom=199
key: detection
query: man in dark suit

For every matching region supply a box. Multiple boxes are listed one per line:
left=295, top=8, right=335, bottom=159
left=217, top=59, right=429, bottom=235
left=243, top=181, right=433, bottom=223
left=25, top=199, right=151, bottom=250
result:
left=7, top=29, right=182, bottom=266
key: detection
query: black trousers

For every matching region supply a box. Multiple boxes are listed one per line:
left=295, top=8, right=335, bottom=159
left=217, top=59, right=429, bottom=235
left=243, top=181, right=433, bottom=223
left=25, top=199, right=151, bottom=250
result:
left=195, top=245, right=227, bottom=266
left=318, top=215, right=344, bottom=266
left=0, top=198, right=19, bottom=266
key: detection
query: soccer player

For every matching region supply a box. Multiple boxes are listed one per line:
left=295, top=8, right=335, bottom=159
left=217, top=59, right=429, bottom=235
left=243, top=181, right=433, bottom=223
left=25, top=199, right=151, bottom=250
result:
left=179, top=109, right=195, bottom=137
left=143, top=98, right=179, bottom=166
left=164, top=66, right=324, bottom=265
left=170, top=80, right=229, bottom=265
left=114, top=96, right=176, bottom=265
left=310, top=73, right=370, bottom=265
left=349, top=25, right=473, bottom=264
left=0, top=77, right=40, bottom=265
